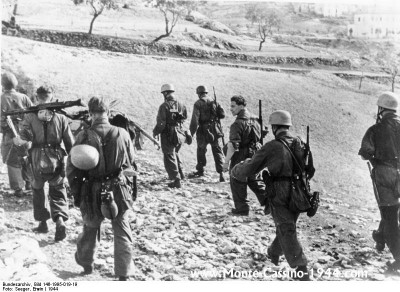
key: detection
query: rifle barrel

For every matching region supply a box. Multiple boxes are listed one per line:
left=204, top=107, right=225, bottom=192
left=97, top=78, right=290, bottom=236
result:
left=259, top=100, right=263, bottom=145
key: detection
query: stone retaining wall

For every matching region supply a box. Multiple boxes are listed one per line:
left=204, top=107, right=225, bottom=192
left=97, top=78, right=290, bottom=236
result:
left=12, top=29, right=351, bottom=68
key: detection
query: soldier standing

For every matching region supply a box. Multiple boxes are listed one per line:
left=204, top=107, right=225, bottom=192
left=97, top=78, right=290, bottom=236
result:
left=0, top=72, right=33, bottom=196
left=67, top=97, right=136, bottom=280
left=153, top=84, right=189, bottom=189
left=359, top=92, right=400, bottom=271
left=222, top=95, right=267, bottom=216
left=230, top=110, right=311, bottom=280
left=16, top=85, right=74, bottom=241
left=189, top=85, right=226, bottom=182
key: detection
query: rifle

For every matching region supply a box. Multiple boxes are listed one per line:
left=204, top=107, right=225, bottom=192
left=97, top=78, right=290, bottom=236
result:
left=212, top=86, right=225, bottom=145
left=258, top=100, right=268, bottom=145
left=367, top=162, right=381, bottom=206
left=112, top=110, right=160, bottom=150
left=2, top=99, right=86, bottom=117
left=304, top=126, right=315, bottom=181
left=67, top=109, right=161, bottom=150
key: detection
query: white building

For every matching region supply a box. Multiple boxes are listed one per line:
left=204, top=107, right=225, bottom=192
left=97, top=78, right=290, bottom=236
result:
left=348, top=13, right=400, bottom=38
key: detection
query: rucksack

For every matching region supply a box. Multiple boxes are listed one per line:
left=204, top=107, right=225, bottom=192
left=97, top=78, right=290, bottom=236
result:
left=165, top=100, right=186, bottom=146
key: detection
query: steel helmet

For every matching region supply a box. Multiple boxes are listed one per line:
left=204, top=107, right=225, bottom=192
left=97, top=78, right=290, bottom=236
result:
left=196, top=85, right=208, bottom=94
left=70, top=144, right=99, bottom=170
left=161, top=84, right=175, bottom=93
left=377, top=92, right=399, bottom=111
left=1, top=72, right=18, bottom=90
left=269, top=110, right=292, bottom=126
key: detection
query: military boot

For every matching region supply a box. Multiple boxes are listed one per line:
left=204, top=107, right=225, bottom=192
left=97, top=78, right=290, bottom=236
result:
left=168, top=178, right=181, bottom=188
left=55, top=216, right=67, bottom=242
left=387, top=259, right=400, bottom=271
left=219, top=172, right=225, bottom=182
left=293, top=266, right=311, bottom=281
left=75, top=252, right=93, bottom=274
left=188, top=171, right=204, bottom=178
left=267, top=247, right=280, bottom=266
left=33, top=221, right=49, bottom=233
left=372, top=230, right=385, bottom=252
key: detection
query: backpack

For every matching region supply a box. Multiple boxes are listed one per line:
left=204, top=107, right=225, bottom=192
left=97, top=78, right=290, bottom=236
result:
left=165, top=100, right=186, bottom=146
left=276, top=137, right=318, bottom=217
left=238, top=116, right=261, bottom=158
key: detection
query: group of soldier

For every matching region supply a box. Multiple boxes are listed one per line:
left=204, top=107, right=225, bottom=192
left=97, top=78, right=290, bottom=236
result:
left=1, top=71, right=400, bottom=281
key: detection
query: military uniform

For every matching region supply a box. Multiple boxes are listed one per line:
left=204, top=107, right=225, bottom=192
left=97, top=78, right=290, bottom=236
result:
left=359, top=112, right=400, bottom=264
left=231, top=130, right=308, bottom=269
left=153, top=95, right=187, bottom=182
left=0, top=89, right=32, bottom=193
left=67, top=117, right=136, bottom=278
left=190, top=96, right=225, bottom=174
left=229, top=108, right=266, bottom=212
left=19, top=111, right=74, bottom=224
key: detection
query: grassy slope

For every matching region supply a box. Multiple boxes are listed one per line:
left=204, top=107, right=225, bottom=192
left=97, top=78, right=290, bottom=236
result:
left=12, top=0, right=318, bottom=57
left=3, top=35, right=395, bottom=213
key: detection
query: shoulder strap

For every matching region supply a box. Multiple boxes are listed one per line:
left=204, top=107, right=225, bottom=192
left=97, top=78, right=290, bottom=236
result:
left=277, top=138, right=304, bottom=173
left=277, top=138, right=311, bottom=196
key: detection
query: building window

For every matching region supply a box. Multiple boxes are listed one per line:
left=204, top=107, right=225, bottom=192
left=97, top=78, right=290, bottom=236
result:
left=358, top=17, right=361, bottom=22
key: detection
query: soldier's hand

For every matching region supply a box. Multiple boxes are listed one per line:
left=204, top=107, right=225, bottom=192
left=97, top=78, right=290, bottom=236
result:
left=255, top=142, right=262, bottom=150
left=12, top=136, right=28, bottom=147
left=222, top=162, right=229, bottom=172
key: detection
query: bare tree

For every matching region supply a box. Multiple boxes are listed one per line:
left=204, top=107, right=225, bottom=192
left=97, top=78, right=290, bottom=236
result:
left=256, top=11, right=281, bottom=51
left=244, top=4, right=258, bottom=26
left=377, top=46, right=400, bottom=92
left=181, top=0, right=206, bottom=17
left=72, top=0, right=118, bottom=35
left=149, top=0, right=189, bottom=43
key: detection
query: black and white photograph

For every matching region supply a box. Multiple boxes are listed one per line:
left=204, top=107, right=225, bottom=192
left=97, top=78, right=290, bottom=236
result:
left=1, top=0, right=400, bottom=285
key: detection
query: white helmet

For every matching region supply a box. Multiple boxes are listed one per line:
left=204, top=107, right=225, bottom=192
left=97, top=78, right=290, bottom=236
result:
left=161, top=84, right=175, bottom=93
left=377, top=92, right=399, bottom=111
left=70, top=144, right=99, bottom=170
left=269, top=110, right=292, bottom=126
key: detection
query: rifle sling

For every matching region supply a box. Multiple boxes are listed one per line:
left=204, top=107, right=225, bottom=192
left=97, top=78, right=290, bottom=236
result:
left=276, top=138, right=310, bottom=196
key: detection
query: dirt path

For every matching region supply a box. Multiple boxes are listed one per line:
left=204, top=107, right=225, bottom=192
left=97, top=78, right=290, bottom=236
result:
left=1, top=149, right=400, bottom=281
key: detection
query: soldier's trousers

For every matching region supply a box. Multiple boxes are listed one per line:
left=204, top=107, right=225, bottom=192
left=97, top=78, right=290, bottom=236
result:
left=163, top=144, right=182, bottom=180
left=380, top=205, right=400, bottom=260
left=269, top=203, right=308, bottom=268
left=76, top=210, right=133, bottom=277
left=230, top=175, right=267, bottom=212
left=196, top=135, right=224, bottom=173
left=32, top=172, right=68, bottom=222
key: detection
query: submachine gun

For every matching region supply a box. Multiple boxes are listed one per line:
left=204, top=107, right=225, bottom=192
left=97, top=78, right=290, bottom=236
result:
left=2, top=99, right=86, bottom=117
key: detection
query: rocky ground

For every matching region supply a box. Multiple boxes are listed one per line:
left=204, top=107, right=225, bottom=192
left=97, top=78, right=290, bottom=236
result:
left=1, top=148, right=400, bottom=282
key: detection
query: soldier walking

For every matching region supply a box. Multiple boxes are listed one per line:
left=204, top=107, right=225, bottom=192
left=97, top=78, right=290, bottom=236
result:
left=359, top=92, right=400, bottom=272
left=67, top=97, right=136, bottom=280
left=230, top=110, right=312, bottom=280
left=0, top=72, right=33, bottom=196
left=189, top=85, right=226, bottom=182
left=223, top=95, right=267, bottom=215
left=17, top=85, right=74, bottom=241
left=153, top=84, right=189, bottom=189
